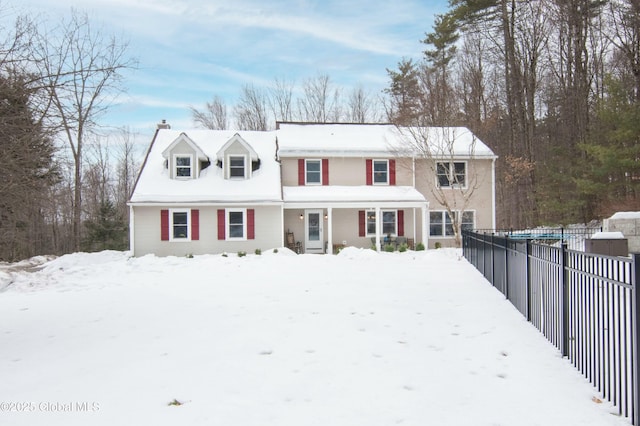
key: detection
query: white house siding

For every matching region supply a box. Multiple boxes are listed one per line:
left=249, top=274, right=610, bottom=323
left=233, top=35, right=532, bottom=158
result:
left=132, top=205, right=283, bottom=257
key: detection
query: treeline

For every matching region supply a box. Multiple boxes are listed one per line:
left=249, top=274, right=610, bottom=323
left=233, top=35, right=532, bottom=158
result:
left=383, top=0, right=640, bottom=228
left=0, top=9, right=136, bottom=261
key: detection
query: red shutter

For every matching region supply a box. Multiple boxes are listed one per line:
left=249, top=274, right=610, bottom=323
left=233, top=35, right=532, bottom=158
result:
left=217, top=209, right=226, bottom=240
left=322, top=159, right=329, bottom=185
left=390, top=159, right=396, bottom=186
left=160, top=210, right=169, bottom=241
left=247, top=209, right=255, bottom=240
left=359, top=210, right=366, bottom=237
left=398, top=210, right=404, bottom=237
left=191, top=209, right=199, bottom=240
left=366, top=159, right=372, bottom=185
left=298, top=159, right=305, bottom=185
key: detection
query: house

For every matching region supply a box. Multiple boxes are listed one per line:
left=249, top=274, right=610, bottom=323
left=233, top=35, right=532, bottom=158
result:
left=128, top=122, right=496, bottom=256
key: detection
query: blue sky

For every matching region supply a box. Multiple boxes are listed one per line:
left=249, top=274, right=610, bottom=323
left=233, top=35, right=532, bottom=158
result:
left=8, top=0, right=448, bottom=139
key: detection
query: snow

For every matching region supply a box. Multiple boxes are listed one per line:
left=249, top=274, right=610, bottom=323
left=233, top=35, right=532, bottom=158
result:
left=610, top=212, right=640, bottom=220
left=0, top=249, right=628, bottom=426
left=591, top=231, right=626, bottom=239
left=130, top=130, right=282, bottom=204
left=276, top=123, right=497, bottom=158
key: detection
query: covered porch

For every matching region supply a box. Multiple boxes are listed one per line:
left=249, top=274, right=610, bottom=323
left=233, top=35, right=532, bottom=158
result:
left=283, top=186, right=429, bottom=254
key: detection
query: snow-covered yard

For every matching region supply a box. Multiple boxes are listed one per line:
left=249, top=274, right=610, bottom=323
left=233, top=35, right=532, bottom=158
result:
left=0, top=248, right=629, bottom=426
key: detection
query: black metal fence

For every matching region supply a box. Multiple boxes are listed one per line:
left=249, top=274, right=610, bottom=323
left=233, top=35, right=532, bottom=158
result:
left=463, top=229, right=640, bottom=424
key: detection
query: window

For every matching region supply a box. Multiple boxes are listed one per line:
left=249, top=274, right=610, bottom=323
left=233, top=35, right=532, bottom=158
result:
left=227, top=209, right=246, bottom=240
left=306, top=160, right=321, bottom=185
left=229, top=155, right=246, bottom=179
left=171, top=210, right=190, bottom=240
left=373, top=160, right=388, bottom=184
left=436, top=162, right=466, bottom=188
left=175, top=155, right=193, bottom=178
left=429, top=210, right=475, bottom=237
left=366, top=210, right=397, bottom=236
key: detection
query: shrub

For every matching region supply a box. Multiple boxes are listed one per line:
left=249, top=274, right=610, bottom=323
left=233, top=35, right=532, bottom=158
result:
left=435, top=242, right=442, bottom=249
left=237, top=251, right=247, bottom=257
left=273, top=248, right=278, bottom=254
left=416, top=242, right=425, bottom=251
left=398, top=243, right=408, bottom=252
left=384, top=244, right=395, bottom=252
left=185, top=253, right=194, bottom=259
left=255, top=248, right=262, bottom=255
left=221, top=252, right=228, bottom=257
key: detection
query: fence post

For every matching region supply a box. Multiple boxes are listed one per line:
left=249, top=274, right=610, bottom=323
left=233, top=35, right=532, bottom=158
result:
left=525, top=240, right=531, bottom=321
left=632, top=253, right=640, bottom=426
left=504, top=236, right=509, bottom=300
left=561, top=242, right=570, bottom=358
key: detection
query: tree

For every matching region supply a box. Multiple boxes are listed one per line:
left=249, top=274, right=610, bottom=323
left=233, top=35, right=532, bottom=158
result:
left=33, top=10, right=136, bottom=251
left=346, top=85, right=379, bottom=123
left=190, top=95, right=228, bottom=130
left=298, top=73, right=341, bottom=122
left=269, top=77, right=295, bottom=122
left=0, top=73, right=58, bottom=261
left=397, top=127, right=489, bottom=247
left=234, top=84, right=269, bottom=130
left=384, top=58, right=423, bottom=125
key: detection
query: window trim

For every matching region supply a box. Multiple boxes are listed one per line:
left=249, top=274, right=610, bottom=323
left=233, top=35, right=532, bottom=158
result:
left=226, top=208, right=247, bottom=241
left=227, top=154, right=248, bottom=179
left=169, top=209, right=191, bottom=241
left=372, top=159, right=389, bottom=185
left=365, top=209, right=398, bottom=237
left=436, top=161, right=467, bottom=189
left=174, top=154, right=194, bottom=179
left=305, top=159, right=322, bottom=185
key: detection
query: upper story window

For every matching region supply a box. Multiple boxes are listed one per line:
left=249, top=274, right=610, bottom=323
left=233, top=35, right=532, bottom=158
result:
left=306, top=159, right=322, bottom=185
left=229, top=155, right=246, bottom=179
left=175, top=155, right=193, bottom=178
left=373, top=160, right=389, bottom=184
left=436, top=162, right=466, bottom=188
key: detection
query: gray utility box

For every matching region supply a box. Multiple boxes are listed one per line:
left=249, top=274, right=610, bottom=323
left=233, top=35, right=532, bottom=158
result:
left=585, top=237, right=629, bottom=257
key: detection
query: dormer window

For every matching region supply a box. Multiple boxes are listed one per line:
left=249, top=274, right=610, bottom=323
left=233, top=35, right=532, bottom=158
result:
left=174, top=154, right=193, bottom=179
left=229, top=155, right=247, bottom=179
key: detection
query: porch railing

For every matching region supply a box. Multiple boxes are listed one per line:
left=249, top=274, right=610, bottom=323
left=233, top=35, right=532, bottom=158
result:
left=462, top=229, right=640, bottom=424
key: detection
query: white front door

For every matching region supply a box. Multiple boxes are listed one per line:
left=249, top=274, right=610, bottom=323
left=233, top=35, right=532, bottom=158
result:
left=305, top=210, right=324, bottom=253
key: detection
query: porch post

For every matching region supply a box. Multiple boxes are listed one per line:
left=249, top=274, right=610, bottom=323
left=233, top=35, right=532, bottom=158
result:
left=375, top=206, right=381, bottom=251
left=421, top=204, right=428, bottom=249
left=327, top=207, right=333, bottom=254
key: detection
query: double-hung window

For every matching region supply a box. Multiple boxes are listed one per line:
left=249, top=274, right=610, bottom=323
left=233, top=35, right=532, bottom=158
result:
left=366, top=210, right=397, bottom=236
left=171, top=210, right=190, bottom=240
left=175, top=155, right=193, bottom=178
left=429, top=210, right=475, bottom=237
left=305, top=160, right=322, bottom=185
left=373, top=160, right=389, bottom=184
left=229, top=155, right=246, bottom=179
left=227, top=209, right=246, bottom=240
left=436, top=162, right=466, bottom=188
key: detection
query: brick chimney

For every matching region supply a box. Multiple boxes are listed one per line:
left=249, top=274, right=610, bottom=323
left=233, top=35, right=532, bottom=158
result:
left=157, top=119, right=171, bottom=129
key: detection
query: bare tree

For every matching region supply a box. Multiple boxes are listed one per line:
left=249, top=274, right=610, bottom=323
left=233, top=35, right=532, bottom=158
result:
left=190, top=95, right=228, bottom=129
left=33, top=10, right=136, bottom=251
left=269, top=77, right=295, bottom=122
left=298, top=73, right=342, bottom=122
left=346, top=85, right=379, bottom=123
left=396, top=127, right=490, bottom=247
left=234, top=83, right=270, bottom=130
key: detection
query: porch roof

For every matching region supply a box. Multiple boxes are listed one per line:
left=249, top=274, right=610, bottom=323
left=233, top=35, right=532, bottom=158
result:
left=283, top=185, right=428, bottom=209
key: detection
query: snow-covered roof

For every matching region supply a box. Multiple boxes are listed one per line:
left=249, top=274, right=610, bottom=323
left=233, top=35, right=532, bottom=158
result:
left=283, top=185, right=427, bottom=206
left=130, top=129, right=281, bottom=204
left=609, top=212, right=640, bottom=220
left=276, top=122, right=496, bottom=159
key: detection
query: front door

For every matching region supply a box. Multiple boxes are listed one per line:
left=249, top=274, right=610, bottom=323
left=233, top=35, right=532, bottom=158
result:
left=305, top=210, right=324, bottom=253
